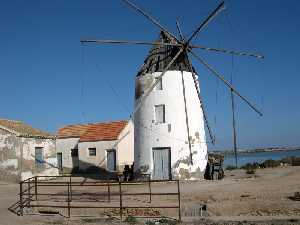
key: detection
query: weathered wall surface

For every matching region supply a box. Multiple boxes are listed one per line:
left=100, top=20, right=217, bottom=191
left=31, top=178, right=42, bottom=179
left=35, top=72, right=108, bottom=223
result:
left=57, top=122, right=134, bottom=173
left=134, top=71, right=208, bottom=180
left=56, top=138, right=80, bottom=170
left=0, top=128, right=58, bottom=181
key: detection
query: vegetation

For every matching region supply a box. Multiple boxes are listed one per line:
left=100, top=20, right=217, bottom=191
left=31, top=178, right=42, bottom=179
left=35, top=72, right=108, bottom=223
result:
left=239, top=156, right=300, bottom=175
left=145, top=217, right=178, bottom=225
left=125, top=215, right=137, bottom=224
left=260, top=159, right=280, bottom=168
left=281, top=156, right=300, bottom=166
left=245, top=165, right=256, bottom=174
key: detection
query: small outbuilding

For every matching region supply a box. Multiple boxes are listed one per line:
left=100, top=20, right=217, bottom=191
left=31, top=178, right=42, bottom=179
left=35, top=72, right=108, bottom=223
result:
left=0, top=119, right=58, bottom=181
left=56, top=120, right=134, bottom=174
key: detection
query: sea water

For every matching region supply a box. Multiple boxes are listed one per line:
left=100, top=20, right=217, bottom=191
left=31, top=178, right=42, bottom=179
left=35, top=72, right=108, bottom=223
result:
left=223, top=149, right=300, bottom=167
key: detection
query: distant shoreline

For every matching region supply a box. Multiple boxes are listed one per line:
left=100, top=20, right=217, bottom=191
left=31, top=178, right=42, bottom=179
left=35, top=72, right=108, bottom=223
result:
left=211, top=146, right=300, bottom=156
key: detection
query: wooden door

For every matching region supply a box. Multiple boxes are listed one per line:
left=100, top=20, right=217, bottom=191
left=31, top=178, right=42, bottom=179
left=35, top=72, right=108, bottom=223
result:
left=35, top=147, right=44, bottom=168
left=152, top=147, right=171, bottom=180
left=107, top=149, right=116, bottom=171
left=57, top=153, right=62, bottom=171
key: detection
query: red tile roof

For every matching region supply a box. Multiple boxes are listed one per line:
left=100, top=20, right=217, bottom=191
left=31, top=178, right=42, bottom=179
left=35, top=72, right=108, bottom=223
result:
left=57, top=120, right=128, bottom=142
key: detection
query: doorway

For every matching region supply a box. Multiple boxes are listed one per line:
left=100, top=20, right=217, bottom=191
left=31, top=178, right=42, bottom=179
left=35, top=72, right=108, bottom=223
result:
left=35, top=147, right=44, bottom=168
left=152, top=147, right=171, bottom=180
left=57, top=153, right=63, bottom=171
left=106, top=149, right=116, bottom=171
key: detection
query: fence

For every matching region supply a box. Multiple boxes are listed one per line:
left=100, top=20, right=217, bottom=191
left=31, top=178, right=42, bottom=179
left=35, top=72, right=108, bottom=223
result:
left=18, top=175, right=181, bottom=221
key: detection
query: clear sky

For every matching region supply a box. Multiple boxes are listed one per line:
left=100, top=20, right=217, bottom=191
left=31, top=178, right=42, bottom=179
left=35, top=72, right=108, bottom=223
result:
left=0, top=0, right=299, bottom=150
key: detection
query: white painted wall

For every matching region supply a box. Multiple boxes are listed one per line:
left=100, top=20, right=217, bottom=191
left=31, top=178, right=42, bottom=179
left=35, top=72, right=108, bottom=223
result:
left=134, top=71, right=208, bottom=179
left=116, top=119, right=134, bottom=168
left=78, top=140, right=116, bottom=170
left=56, top=138, right=80, bottom=169
left=56, top=121, right=134, bottom=172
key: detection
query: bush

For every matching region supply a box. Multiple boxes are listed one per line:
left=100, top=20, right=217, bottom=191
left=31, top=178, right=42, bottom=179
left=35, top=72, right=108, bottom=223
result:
left=125, top=215, right=137, bottom=224
left=246, top=166, right=256, bottom=174
left=241, top=163, right=256, bottom=174
left=281, top=156, right=300, bottom=166
left=241, top=163, right=259, bottom=170
left=260, top=159, right=280, bottom=168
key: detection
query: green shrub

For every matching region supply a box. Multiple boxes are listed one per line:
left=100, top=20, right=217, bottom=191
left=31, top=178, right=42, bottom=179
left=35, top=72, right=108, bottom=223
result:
left=125, top=215, right=137, bottom=224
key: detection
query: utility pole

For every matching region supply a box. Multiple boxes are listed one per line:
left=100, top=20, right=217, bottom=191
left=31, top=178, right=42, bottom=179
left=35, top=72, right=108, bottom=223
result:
left=230, top=69, right=238, bottom=168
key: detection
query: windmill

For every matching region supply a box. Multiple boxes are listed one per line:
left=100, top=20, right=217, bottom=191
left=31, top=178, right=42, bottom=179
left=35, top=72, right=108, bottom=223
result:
left=81, top=0, right=263, bottom=180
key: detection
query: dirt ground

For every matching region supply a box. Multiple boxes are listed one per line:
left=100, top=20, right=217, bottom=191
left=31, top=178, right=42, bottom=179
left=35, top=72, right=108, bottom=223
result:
left=0, top=166, right=300, bottom=225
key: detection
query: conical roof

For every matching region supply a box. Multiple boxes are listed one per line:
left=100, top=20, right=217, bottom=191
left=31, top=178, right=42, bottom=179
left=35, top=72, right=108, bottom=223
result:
left=137, top=31, right=194, bottom=77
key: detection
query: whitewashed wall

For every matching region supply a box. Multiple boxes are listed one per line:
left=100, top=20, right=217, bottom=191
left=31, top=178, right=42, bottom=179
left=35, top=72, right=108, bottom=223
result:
left=56, top=121, right=134, bottom=172
left=56, top=138, right=80, bottom=169
left=116, top=119, right=134, bottom=169
left=0, top=128, right=58, bottom=181
left=78, top=140, right=116, bottom=170
left=134, top=71, right=208, bottom=180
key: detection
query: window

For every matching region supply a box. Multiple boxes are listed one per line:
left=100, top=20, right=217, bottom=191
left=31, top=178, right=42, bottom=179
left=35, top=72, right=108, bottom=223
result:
left=155, top=77, right=162, bottom=90
left=71, top=149, right=78, bottom=157
left=155, top=104, right=165, bottom=124
left=88, top=148, right=96, bottom=156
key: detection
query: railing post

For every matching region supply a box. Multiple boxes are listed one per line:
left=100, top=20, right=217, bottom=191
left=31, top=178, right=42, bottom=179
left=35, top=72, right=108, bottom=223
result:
left=19, top=181, right=23, bottom=216
left=67, top=182, right=70, bottom=218
left=27, top=179, right=31, bottom=207
left=177, top=180, right=181, bottom=222
left=107, top=182, right=111, bottom=202
left=34, top=177, right=38, bottom=201
left=148, top=179, right=152, bottom=203
left=119, top=182, right=122, bottom=221
left=69, top=176, right=72, bottom=202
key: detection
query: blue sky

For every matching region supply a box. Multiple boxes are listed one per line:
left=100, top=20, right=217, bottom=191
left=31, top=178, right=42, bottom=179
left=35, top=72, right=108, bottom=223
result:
left=0, top=0, right=299, bottom=150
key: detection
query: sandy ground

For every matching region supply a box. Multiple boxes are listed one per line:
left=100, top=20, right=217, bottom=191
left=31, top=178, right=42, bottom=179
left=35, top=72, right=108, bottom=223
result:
left=0, top=166, right=299, bottom=225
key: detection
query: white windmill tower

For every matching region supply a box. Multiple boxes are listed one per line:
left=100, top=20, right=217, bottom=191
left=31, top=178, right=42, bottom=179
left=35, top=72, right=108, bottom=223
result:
left=81, top=0, right=263, bottom=180
left=133, top=31, right=209, bottom=180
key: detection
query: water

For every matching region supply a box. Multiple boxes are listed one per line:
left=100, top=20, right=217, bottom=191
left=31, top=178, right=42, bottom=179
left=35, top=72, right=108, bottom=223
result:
left=223, top=149, right=300, bottom=167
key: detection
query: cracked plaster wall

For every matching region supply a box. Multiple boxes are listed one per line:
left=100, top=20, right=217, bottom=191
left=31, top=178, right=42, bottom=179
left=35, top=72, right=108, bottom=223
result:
left=0, top=128, right=58, bottom=181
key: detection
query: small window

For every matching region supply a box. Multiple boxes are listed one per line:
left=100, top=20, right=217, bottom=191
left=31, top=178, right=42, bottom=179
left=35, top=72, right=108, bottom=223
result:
left=155, top=104, right=165, bottom=124
left=155, top=77, right=162, bottom=90
left=71, top=149, right=78, bottom=157
left=88, top=148, right=96, bottom=156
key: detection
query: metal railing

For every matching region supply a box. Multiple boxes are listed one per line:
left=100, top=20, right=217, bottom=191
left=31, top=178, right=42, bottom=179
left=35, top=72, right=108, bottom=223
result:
left=19, top=175, right=181, bottom=221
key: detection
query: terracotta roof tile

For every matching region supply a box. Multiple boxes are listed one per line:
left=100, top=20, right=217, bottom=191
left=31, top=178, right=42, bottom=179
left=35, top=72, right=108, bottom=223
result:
left=57, top=124, right=90, bottom=139
left=57, top=120, right=128, bottom=142
left=0, top=119, right=53, bottom=138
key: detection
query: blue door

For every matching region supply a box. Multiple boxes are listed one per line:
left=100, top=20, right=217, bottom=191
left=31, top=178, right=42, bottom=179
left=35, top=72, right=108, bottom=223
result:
left=35, top=147, right=44, bottom=168
left=152, top=147, right=171, bottom=180
left=107, top=149, right=116, bottom=171
left=57, top=153, right=62, bottom=171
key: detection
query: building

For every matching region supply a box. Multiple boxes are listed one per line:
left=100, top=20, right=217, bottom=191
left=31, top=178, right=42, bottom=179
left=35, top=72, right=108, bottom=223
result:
left=0, top=119, right=58, bottom=181
left=134, top=31, right=208, bottom=180
left=56, top=120, right=134, bottom=174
